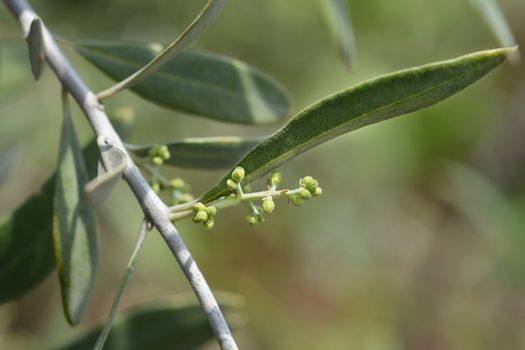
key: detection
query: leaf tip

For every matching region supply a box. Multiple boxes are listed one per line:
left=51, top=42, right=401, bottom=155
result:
left=504, top=45, right=521, bottom=66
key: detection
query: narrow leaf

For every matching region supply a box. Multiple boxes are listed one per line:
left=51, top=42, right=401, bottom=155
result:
left=52, top=295, right=243, bottom=350
left=0, top=142, right=98, bottom=304
left=53, top=93, right=98, bottom=325
left=321, top=0, right=356, bottom=69
left=74, top=41, right=290, bottom=124
left=469, top=0, right=520, bottom=64
left=201, top=48, right=513, bottom=202
left=26, top=18, right=45, bottom=80
left=0, top=145, right=16, bottom=188
left=126, top=136, right=262, bottom=169
left=85, top=139, right=127, bottom=207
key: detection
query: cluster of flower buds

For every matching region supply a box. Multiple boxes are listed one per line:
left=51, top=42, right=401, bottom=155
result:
left=226, top=166, right=245, bottom=193
left=192, top=202, right=217, bottom=230
left=289, top=176, right=323, bottom=207
left=149, top=145, right=171, bottom=166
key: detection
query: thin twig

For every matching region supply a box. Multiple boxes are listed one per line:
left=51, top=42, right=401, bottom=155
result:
left=2, top=1, right=238, bottom=349
left=96, top=0, right=228, bottom=100
left=94, top=219, right=149, bottom=350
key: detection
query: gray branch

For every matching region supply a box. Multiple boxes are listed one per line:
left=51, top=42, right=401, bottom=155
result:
left=2, top=1, right=238, bottom=349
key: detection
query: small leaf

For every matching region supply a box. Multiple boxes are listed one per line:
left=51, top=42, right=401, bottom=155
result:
left=0, top=145, right=16, bottom=188
left=52, top=294, right=244, bottom=350
left=0, top=142, right=98, bottom=304
left=126, top=136, right=262, bottom=169
left=469, top=0, right=520, bottom=65
left=321, top=0, right=356, bottom=69
left=53, top=93, right=98, bottom=325
left=73, top=41, right=291, bottom=124
left=85, top=139, right=127, bottom=207
left=26, top=18, right=45, bottom=80
left=201, top=48, right=513, bottom=202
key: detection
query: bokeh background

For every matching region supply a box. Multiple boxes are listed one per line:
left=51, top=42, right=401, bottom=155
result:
left=1, top=0, right=525, bottom=349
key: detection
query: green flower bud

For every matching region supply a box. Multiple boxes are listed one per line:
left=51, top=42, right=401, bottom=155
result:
left=313, top=187, right=323, bottom=197
left=205, top=206, right=217, bottom=217
left=151, top=156, right=164, bottom=166
left=170, top=178, right=185, bottom=190
left=262, top=198, right=275, bottom=213
left=192, top=202, right=207, bottom=213
left=300, top=176, right=313, bottom=188
left=151, top=182, right=161, bottom=193
left=204, top=219, right=215, bottom=230
left=242, top=184, right=252, bottom=193
left=300, top=189, right=312, bottom=200
left=268, top=171, right=282, bottom=187
left=306, top=179, right=319, bottom=193
left=158, top=145, right=171, bottom=160
left=194, top=210, right=208, bottom=223
left=226, top=179, right=238, bottom=192
left=290, top=195, right=303, bottom=207
left=247, top=215, right=258, bottom=226
left=149, top=145, right=159, bottom=156
left=231, top=166, right=245, bottom=183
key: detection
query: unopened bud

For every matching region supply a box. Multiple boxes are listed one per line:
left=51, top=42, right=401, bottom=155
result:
left=300, top=189, right=312, bottom=200
left=192, top=202, right=206, bottom=213
left=158, top=145, right=171, bottom=160
left=268, top=171, right=282, bottom=187
left=262, top=198, right=275, bottom=213
left=231, top=166, right=245, bottom=183
left=226, top=179, right=238, bottom=192
left=194, top=210, right=208, bottom=223
left=151, top=156, right=163, bottom=166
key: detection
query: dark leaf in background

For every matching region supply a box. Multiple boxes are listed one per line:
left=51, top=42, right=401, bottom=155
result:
left=126, top=136, right=263, bottom=169
left=74, top=41, right=291, bottom=124
left=52, top=295, right=243, bottom=350
left=0, top=178, right=55, bottom=303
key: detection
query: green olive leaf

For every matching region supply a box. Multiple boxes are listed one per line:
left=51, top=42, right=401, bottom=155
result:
left=73, top=41, right=291, bottom=124
left=0, top=141, right=98, bottom=304
left=321, top=0, right=355, bottom=69
left=126, top=136, right=262, bottom=169
left=201, top=48, right=514, bottom=203
left=469, top=0, right=520, bottom=64
left=53, top=94, right=98, bottom=325
left=26, top=18, right=45, bottom=80
left=51, top=294, right=244, bottom=350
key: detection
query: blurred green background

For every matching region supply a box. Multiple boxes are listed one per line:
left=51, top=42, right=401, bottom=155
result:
left=1, top=0, right=525, bottom=349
